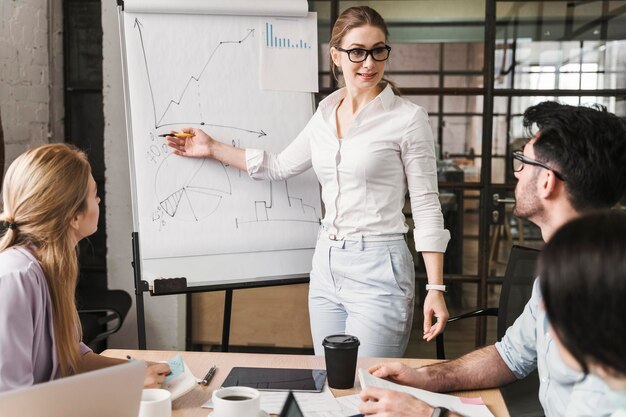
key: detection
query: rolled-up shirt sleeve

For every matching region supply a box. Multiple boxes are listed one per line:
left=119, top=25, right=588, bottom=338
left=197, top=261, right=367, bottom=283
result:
left=495, top=278, right=541, bottom=379
left=402, top=107, right=450, bottom=253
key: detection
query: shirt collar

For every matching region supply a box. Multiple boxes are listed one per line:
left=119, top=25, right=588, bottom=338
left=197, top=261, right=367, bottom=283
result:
left=378, top=83, right=395, bottom=110
left=319, top=83, right=396, bottom=118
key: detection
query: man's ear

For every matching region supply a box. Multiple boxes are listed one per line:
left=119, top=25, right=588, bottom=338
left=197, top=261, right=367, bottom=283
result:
left=539, top=170, right=558, bottom=199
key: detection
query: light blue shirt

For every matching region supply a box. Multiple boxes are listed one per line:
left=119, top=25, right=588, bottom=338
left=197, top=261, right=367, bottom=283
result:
left=495, top=278, right=615, bottom=417
left=607, top=388, right=626, bottom=417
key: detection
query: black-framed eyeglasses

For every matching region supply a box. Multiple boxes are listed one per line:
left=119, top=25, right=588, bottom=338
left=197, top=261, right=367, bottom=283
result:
left=335, top=45, right=391, bottom=63
left=512, top=150, right=566, bottom=181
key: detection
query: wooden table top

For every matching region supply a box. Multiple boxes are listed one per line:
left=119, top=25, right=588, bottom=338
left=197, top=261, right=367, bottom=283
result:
left=103, top=349, right=509, bottom=417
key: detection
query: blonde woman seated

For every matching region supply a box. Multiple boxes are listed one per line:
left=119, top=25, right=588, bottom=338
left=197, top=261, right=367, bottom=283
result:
left=0, top=144, right=169, bottom=392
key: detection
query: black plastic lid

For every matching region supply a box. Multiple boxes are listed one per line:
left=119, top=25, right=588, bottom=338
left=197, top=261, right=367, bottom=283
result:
left=322, top=334, right=360, bottom=349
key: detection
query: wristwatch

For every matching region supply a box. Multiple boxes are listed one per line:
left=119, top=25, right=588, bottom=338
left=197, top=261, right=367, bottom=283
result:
left=431, top=406, right=450, bottom=417
left=426, top=284, right=447, bottom=292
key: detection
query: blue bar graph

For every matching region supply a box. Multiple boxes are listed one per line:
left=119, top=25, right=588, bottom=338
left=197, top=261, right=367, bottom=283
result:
left=265, top=22, right=311, bottom=49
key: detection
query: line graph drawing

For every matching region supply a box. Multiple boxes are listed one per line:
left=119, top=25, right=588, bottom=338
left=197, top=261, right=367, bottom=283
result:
left=124, top=12, right=321, bottom=259
left=134, top=18, right=320, bottom=228
left=134, top=18, right=265, bottom=136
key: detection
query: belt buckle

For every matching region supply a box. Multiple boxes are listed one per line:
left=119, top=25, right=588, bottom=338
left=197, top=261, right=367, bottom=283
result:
left=328, top=234, right=338, bottom=241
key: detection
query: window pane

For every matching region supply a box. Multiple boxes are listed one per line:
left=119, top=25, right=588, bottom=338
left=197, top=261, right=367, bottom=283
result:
left=496, top=2, right=626, bottom=91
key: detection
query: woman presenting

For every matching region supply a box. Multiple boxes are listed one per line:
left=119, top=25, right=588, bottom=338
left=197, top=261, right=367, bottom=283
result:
left=167, top=6, right=450, bottom=357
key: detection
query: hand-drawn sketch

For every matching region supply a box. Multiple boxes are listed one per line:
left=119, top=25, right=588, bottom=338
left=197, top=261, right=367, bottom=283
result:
left=123, top=12, right=321, bottom=261
left=155, top=154, right=231, bottom=221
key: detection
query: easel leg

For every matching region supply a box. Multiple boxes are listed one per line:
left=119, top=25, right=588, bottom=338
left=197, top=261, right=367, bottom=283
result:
left=221, top=289, right=233, bottom=352
left=132, top=232, right=147, bottom=350
left=135, top=290, right=147, bottom=349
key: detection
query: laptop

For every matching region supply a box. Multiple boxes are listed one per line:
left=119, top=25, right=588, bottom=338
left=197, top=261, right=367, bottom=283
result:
left=0, top=360, right=145, bottom=417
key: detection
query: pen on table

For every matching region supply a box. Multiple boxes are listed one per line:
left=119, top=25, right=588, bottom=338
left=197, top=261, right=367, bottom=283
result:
left=158, top=132, right=193, bottom=138
left=200, top=365, right=217, bottom=386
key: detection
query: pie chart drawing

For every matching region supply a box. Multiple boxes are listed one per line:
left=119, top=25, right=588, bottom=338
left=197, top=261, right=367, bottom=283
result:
left=155, top=154, right=231, bottom=222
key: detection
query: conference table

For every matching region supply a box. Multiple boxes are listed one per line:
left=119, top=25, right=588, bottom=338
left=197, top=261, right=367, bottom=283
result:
left=103, top=349, right=510, bottom=417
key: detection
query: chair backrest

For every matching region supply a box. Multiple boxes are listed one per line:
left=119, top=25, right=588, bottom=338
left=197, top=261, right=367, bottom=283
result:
left=497, top=245, right=545, bottom=417
left=497, top=245, right=541, bottom=340
left=78, top=289, right=132, bottom=350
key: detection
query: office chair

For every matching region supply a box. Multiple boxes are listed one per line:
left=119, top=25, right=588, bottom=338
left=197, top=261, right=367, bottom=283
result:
left=77, top=289, right=132, bottom=351
left=435, top=245, right=544, bottom=417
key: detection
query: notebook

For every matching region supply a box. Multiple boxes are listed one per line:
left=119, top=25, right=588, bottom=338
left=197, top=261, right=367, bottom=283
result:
left=161, top=354, right=197, bottom=400
left=0, top=360, right=145, bottom=417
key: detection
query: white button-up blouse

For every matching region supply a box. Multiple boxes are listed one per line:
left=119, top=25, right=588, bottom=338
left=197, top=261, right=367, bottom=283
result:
left=245, top=84, right=450, bottom=253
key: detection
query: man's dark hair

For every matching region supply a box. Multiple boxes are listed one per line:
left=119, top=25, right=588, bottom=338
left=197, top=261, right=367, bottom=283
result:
left=540, top=210, right=626, bottom=376
left=523, top=101, right=626, bottom=211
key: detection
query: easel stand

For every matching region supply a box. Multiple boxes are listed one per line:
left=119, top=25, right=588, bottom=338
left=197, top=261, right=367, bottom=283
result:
left=131, top=232, right=309, bottom=351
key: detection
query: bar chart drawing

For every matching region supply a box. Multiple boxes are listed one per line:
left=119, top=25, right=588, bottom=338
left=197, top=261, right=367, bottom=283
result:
left=264, top=21, right=311, bottom=49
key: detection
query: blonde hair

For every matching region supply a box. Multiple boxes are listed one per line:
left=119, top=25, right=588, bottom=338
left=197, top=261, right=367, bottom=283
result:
left=329, top=6, right=401, bottom=95
left=0, top=143, right=92, bottom=377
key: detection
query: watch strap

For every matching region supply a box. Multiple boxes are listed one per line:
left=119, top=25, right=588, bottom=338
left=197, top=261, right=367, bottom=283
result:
left=431, top=406, right=450, bottom=417
left=426, top=284, right=447, bottom=292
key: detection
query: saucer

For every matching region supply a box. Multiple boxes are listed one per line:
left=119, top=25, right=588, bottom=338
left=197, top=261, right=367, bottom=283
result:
left=208, top=411, right=269, bottom=417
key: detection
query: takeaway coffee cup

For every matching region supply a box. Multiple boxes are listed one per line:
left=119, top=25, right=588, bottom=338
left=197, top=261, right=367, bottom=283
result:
left=322, top=334, right=360, bottom=389
left=212, top=386, right=261, bottom=417
left=138, top=388, right=172, bottom=417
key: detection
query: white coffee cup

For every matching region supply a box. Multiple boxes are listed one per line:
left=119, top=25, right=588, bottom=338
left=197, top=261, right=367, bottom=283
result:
left=138, top=388, right=172, bottom=417
left=212, top=386, right=260, bottom=417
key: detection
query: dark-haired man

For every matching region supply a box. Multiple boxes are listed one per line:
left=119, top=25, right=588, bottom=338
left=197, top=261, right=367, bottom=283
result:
left=360, top=101, right=626, bottom=417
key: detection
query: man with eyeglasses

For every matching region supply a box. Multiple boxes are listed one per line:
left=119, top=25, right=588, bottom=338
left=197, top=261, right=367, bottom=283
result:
left=362, top=101, right=626, bottom=417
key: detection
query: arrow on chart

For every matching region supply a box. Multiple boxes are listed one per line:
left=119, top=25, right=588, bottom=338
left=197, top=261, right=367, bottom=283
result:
left=159, top=122, right=267, bottom=138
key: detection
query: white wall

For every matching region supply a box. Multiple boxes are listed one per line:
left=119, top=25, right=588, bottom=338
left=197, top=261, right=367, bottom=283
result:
left=102, top=2, right=185, bottom=350
left=1, top=0, right=183, bottom=351
left=0, top=0, right=52, bottom=165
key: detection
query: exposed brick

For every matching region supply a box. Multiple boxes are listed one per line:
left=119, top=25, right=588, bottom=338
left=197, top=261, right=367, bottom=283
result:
left=25, top=64, right=45, bottom=84
left=0, top=0, right=50, bottom=154
left=27, top=85, right=48, bottom=102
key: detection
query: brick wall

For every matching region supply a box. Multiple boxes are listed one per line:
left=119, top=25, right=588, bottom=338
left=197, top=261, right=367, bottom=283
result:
left=0, top=0, right=51, bottom=169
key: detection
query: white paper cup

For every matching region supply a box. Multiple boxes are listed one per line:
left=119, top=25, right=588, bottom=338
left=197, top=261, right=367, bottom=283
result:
left=212, top=386, right=260, bottom=417
left=138, top=388, right=172, bottom=417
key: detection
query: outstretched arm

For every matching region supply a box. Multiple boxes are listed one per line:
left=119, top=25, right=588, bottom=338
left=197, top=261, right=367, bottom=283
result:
left=166, top=128, right=247, bottom=171
left=78, top=352, right=171, bottom=388
left=369, top=346, right=517, bottom=393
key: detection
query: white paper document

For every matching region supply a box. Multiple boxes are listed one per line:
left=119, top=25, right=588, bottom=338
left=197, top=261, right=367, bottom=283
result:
left=335, top=394, right=362, bottom=416
left=202, top=388, right=343, bottom=416
left=260, top=13, right=319, bottom=92
left=358, top=368, right=495, bottom=417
